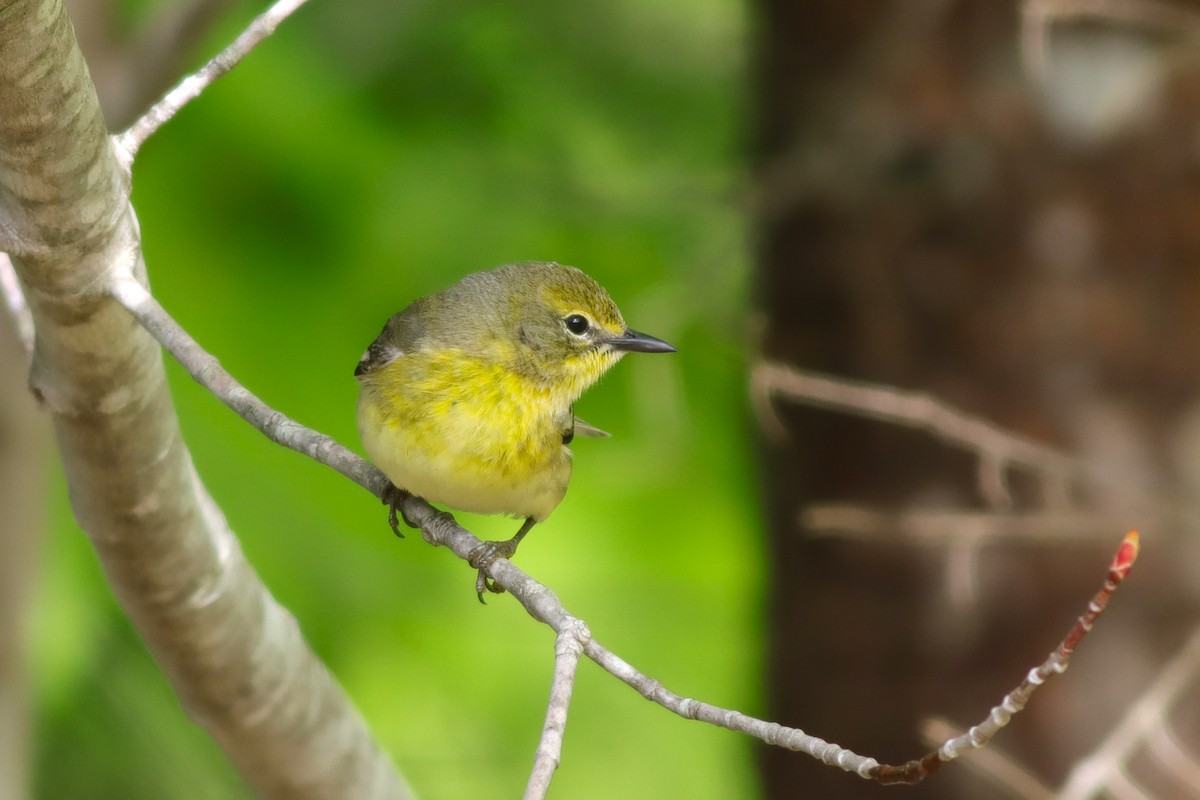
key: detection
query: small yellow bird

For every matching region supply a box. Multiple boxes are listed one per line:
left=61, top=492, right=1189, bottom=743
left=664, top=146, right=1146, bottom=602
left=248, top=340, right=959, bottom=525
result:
left=355, top=262, right=676, bottom=598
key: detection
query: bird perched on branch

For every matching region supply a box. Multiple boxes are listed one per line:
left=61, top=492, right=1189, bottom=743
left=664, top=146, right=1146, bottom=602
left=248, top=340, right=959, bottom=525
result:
left=355, top=262, right=676, bottom=600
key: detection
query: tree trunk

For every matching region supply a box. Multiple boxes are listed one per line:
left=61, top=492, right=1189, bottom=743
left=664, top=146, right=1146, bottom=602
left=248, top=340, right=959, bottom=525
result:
left=0, top=1, right=409, bottom=796
left=753, top=2, right=1200, bottom=797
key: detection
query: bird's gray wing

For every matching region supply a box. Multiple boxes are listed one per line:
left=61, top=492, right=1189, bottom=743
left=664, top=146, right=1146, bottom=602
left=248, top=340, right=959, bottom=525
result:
left=354, top=300, right=430, bottom=377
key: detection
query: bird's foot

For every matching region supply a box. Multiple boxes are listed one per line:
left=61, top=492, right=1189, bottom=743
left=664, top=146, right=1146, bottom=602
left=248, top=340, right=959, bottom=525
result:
left=468, top=537, right=521, bottom=603
left=466, top=518, right=536, bottom=603
left=381, top=484, right=417, bottom=538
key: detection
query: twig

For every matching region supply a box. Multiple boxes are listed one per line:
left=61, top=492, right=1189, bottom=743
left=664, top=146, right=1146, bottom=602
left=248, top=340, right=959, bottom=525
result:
left=525, top=619, right=589, bottom=800
left=0, top=253, right=33, bottom=358
left=1058, top=623, right=1200, bottom=800
left=801, top=504, right=1115, bottom=544
left=587, top=532, right=1139, bottom=786
left=110, top=277, right=1143, bottom=786
left=869, top=531, right=1140, bottom=785
left=114, top=0, right=311, bottom=164
left=582, top=538, right=1141, bottom=786
left=751, top=360, right=1080, bottom=508
left=582, top=638, right=886, bottom=777
left=105, top=0, right=242, bottom=129
left=920, top=718, right=1056, bottom=800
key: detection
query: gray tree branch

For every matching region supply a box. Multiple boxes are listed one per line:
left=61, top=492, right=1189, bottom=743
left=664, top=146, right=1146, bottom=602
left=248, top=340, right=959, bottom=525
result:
left=0, top=1, right=409, bottom=797
left=524, top=619, right=589, bottom=800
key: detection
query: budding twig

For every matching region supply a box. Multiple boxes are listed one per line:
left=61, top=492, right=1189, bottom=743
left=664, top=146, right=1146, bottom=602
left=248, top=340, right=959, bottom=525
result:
left=873, top=531, right=1140, bottom=785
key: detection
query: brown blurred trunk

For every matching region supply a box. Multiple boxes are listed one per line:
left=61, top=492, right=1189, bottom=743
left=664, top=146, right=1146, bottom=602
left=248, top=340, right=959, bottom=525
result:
left=753, top=2, right=1200, bottom=798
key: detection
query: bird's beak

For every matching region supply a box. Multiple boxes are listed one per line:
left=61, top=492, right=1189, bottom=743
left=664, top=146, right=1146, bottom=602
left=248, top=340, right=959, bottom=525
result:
left=609, top=328, right=677, bottom=353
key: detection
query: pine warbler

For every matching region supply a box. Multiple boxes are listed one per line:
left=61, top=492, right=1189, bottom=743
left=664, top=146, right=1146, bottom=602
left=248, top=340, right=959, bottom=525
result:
left=355, top=261, right=676, bottom=598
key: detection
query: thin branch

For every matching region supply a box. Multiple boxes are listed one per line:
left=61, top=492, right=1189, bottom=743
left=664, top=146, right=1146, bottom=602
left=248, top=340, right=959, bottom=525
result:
left=109, top=272, right=382, bottom=496
left=801, top=504, right=1116, bottom=544
left=0, top=254, right=33, bottom=359
left=1058, top=624, right=1200, bottom=800
left=750, top=360, right=1070, bottom=471
left=107, top=0, right=241, bottom=129
left=757, top=361, right=1200, bottom=543
left=802, top=502, right=1123, bottom=614
left=595, top=533, right=1140, bottom=785
left=751, top=359, right=1078, bottom=476
left=752, top=361, right=1079, bottom=508
left=875, top=531, right=1140, bottom=784
left=525, top=619, right=589, bottom=800
left=63, top=0, right=240, bottom=129
left=920, top=718, right=1056, bottom=800
left=582, top=637, right=887, bottom=776
left=111, top=278, right=1144, bottom=785
left=114, top=0, right=311, bottom=164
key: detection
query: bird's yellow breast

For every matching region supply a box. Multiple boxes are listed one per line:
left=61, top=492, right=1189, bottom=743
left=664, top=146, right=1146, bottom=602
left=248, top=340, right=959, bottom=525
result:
left=357, top=349, right=574, bottom=521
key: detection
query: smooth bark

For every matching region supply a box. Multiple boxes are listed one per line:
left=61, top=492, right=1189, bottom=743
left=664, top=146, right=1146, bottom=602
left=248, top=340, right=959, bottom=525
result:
left=0, top=1, right=410, bottom=796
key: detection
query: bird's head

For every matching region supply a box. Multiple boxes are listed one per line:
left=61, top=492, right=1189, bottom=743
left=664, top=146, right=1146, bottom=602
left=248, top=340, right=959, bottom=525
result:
left=468, top=262, right=675, bottom=398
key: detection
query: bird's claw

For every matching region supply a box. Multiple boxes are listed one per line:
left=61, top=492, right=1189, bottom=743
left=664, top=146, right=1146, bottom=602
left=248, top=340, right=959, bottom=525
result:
left=468, top=539, right=519, bottom=603
left=475, top=571, right=498, bottom=601
left=382, top=484, right=416, bottom=538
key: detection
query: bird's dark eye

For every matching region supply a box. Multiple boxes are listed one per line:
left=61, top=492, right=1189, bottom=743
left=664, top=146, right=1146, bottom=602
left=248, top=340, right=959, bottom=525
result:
left=564, top=314, right=591, bottom=336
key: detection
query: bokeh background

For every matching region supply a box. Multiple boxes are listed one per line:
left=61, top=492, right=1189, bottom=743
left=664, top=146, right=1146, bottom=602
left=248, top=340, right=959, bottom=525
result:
left=14, top=1, right=1200, bottom=799
left=30, top=0, right=755, bottom=798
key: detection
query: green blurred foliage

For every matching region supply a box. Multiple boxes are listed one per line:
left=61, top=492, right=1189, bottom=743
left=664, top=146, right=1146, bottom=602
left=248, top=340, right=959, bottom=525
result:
left=31, top=0, right=757, bottom=797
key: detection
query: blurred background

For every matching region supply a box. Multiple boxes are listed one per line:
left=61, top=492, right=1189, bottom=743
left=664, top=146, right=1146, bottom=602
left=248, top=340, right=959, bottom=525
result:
left=23, top=0, right=755, bottom=798
left=6, top=0, right=1200, bottom=798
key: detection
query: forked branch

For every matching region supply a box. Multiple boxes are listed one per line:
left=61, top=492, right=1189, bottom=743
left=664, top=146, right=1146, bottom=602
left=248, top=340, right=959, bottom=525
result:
left=109, top=272, right=1143, bottom=790
left=751, top=360, right=1080, bottom=509
left=114, top=0, right=312, bottom=164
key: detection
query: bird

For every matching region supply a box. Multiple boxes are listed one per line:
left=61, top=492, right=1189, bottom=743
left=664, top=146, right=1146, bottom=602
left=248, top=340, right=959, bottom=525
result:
left=354, top=261, right=676, bottom=599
